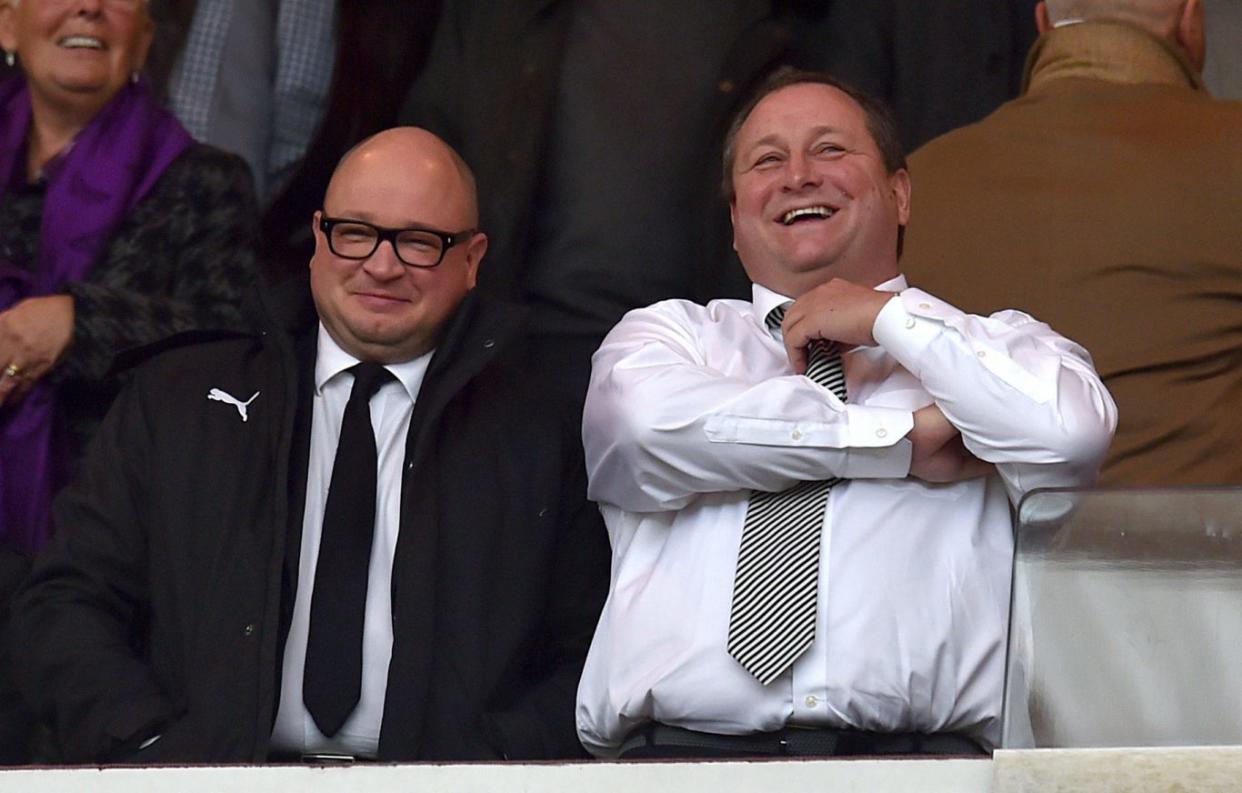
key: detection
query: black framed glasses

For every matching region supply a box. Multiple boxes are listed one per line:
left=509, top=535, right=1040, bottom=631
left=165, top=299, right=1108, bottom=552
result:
left=319, top=216, right=477, bottom=268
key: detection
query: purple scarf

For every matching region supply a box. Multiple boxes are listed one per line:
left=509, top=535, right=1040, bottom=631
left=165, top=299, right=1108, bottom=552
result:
left=0, top=76, right=193, bottom=555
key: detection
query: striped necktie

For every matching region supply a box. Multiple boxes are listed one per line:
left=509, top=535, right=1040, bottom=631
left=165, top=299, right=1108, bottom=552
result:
left=727, top=304, right=846, bottom=685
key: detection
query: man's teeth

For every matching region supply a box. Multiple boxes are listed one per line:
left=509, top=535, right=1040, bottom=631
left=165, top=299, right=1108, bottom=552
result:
left=782, top=206, right=835, bottom=225
left=60, top=36, right=104, bottom=49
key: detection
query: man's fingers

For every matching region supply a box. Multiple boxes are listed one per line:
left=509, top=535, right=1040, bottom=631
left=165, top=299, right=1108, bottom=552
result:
left=784, top=339, right=808, bottom=374
left=780, top=313, right=808, bottom=374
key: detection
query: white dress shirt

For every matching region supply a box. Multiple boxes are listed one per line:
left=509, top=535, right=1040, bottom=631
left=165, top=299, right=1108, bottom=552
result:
left=270, top=325, right=431, bottom=757
left=575, top=276, right=1116, bottom=756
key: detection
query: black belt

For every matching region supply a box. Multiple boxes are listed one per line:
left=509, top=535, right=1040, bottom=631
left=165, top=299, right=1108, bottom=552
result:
left=267, top=751, right=378, bottom=764
left=618, top=722, right=987, bottom=759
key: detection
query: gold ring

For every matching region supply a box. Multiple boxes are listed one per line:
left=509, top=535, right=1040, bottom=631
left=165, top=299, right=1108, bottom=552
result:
left=3, top=364, right=23, bottom=379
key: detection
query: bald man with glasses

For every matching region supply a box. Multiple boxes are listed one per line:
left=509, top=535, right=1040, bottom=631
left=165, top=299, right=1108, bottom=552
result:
left=12, top=127, right=609, bottom=765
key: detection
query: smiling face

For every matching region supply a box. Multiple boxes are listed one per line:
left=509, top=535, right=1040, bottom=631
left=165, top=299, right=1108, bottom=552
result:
left=728, top=82, right=911, bottom=297
left=309, top=128, right=487, bottom=364
left=0, top=0, right=154, bottom=120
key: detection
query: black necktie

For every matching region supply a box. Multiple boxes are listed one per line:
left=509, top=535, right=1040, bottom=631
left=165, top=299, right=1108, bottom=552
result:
left=303, top=362, right=392, bottom=737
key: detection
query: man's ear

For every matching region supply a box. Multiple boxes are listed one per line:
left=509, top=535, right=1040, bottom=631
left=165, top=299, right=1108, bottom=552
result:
left=1035, top=2, right=1052, bottom=35
left=891, top=168, right=912, bottom=227
left=309, top=211, right=326, bottom=269
left=1177, top=0, right=1206, bottom=73
left=729, top=200, right=739, bottom=253
left=464, top=231, right=488, bottom=289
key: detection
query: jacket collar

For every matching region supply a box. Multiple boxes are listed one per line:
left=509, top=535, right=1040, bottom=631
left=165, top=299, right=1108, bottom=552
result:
left=257, top=274, right=528, bottom=381
left=1022, top=20, right=1205, bottom=94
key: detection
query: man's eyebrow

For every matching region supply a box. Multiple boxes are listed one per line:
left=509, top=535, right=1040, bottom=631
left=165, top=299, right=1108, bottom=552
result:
left=743, top=126, right=847, bottom=154
left=746, top=133, right=787, bottom=152
left=324, top=210, right=423, bottom=227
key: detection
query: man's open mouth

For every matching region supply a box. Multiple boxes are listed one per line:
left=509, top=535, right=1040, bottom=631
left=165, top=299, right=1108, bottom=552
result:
left=779, top=206, right=836, bottom=225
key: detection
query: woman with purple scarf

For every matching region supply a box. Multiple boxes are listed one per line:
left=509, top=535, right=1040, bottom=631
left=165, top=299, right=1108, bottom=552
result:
left=0, top=0, right=259, bottom=559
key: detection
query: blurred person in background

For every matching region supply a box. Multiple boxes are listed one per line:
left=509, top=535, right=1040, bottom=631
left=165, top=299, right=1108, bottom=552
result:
left=150, top=0, right=336, bottom=203
left=901, top=0, right=1242, bottom=485
left=0, top=0, right=258, bottom=557
left=399, top=0, right=1038, bottom=418
left=261, top=0, right=442, bottom=280
left=0, top=0, right=259, bottom=765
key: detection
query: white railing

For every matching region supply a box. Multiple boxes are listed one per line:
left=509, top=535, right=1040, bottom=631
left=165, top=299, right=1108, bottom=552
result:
left=3, top=748, right=1242, bottom=793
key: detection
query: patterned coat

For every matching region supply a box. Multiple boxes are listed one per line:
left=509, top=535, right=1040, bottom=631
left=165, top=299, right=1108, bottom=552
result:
left=0, top=143, right=260, bottom=459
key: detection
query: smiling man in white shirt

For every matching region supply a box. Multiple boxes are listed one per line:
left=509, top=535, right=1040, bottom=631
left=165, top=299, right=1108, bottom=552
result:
left=576, top=69, right=1117, bottom=758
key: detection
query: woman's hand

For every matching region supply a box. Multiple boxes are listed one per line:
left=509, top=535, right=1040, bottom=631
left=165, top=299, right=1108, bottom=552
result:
left=0, top=295, right=75, bottom=407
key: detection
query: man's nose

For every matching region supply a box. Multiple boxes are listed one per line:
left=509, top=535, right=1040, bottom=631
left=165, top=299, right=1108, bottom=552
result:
left=782, top=152, right=822, bottom=190
left=361, top=239, right=407, bottom=280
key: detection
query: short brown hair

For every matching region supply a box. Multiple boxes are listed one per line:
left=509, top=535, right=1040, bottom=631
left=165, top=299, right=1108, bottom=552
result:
left=720, top=68, right=908, bottom=202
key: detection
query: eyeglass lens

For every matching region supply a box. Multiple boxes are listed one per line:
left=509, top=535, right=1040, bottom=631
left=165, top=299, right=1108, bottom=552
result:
left=329, top=222, right=446, bottom=267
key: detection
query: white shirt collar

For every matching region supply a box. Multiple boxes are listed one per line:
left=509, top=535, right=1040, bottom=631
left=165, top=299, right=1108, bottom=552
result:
left=314, top=323, right=433, bottom=402
left=750, top=274, right=908, bottom=328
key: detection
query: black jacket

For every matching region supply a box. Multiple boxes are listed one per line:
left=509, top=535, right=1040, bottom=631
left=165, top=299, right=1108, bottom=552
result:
left=11, top=278, right=610, bottom=763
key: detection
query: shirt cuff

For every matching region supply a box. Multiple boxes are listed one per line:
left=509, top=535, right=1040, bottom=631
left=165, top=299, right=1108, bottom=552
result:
left=842, top=437, right=913, bottom=479
left=704, top=404, right=912, bottom=450
left=871, top=290, right=943, bottom=377
left=873, top=288, right=1057, bottom=403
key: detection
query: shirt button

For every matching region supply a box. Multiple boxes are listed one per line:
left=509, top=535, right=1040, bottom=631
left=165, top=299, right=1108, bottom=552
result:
left=976, top=350, right=987, bottom=358
left=919, top=302, right=932, bottom=310
left=242, top=623, right=255, bottom=637
left=718, top=79, right=735, bottom=93
left=482, top=338, right=496, bottom=349
left=805, top=695, right=818, bottom=707
left=904, top=317, right=916, bottom=329
left=876, top=428, right=888, bottom=439
left=791, top=430, right=803, bottom=440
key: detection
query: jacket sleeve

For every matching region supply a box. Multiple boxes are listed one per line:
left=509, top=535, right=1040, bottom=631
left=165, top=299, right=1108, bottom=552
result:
left=10, top=369, right=181, bottom=762
left=583, top=302, right=914, bottom=513
left=872, top=288, right=1117, bottom=500
left=482, top=428, right=610, bottom=760
left=53, top=146, right=260, bottom=385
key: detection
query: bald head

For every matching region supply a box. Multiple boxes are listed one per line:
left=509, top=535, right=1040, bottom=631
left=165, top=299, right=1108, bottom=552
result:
left=1038, top=0, right=1205, bottom=70
left=326, top=127, right=480, bottom=228
left=310, top=126, right=488, bottom=363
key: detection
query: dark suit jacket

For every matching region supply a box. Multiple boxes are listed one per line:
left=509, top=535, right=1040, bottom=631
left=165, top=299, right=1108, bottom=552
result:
left=400, top=0, right=822, bottom=309
left=810, top=0, right=1037, bottom=151
left=400, top=0, right=1036, bottom=319
left=144, top=0, right=200, bottom=102
left=11, top=279, right=610, bottom=762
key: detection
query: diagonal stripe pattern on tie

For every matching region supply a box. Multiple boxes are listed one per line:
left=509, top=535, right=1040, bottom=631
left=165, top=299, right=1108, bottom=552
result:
left=727, top=304, right=846, bottom=685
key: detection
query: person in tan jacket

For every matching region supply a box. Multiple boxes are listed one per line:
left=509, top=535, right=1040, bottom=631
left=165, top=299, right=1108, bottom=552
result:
left=901, top=0, right=1242, bottom=486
